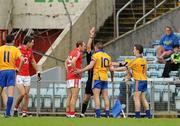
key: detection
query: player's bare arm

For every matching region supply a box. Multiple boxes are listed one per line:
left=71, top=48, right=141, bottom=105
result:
left=75, top=60, right=95, bottom=74
left=87, top=27, right=96, bottom=53
left=17, top=55, right=24, bottom=72
left=71, top=56, right=78, bottom=71
left=64, top=58, right=68, bottom=71
left=109, top=65, right=127, bottom=71
left=31, top=58, right=41, bottom=81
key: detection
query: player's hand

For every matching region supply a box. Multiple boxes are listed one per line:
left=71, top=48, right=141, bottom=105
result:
left=37, top=72, right=41, bottom=81
left=73, top=69, right=83, bottom=74
left=89, top=27, right=96, bottom=38
left=16, top=69, right=19, bottom=74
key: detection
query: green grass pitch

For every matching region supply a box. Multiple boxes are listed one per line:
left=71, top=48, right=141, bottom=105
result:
left=1, top=117, right=180, bottom=126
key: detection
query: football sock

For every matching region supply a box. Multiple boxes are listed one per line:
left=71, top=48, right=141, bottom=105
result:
left=145, top=110, right=151, bottom=118
left=6, top=97, right=13, bottom=116
left=81, top=101, right=89, bottom=114
left=95, top=109, right=101, bottom=118
left=135, top=111, right=140, bottom=118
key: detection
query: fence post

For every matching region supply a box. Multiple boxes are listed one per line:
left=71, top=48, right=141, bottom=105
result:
left=151, top=81, right=155, bottom=118
left=52, top=82, right=55, bottom=113
left=112, top=82, right=115, bottom=107
left=126, top=81, right=129, bottom=117
left=143, top=0, right=146, bottom=24
left=36, top=81, right=41, bottom=117
left=168, top=82, right=170, bottom=115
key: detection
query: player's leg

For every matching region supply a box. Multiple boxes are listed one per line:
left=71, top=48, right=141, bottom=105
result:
left=133, top=81, right=141, bottom=118
left=14, top=84, right=26, bottom=116
left=102, top=89, right=110, bottom=117
left=69, top=79, right=81, bottom=117
left=93, top=80, right=101, bottom=118
left=141, top=92, right=151, bottom=118
left=21, top=86, right=30, bottom=117
left=80, top=94, right=91, bottom=117
left=1, top=88, right=7, bottom=107
left=80, top=79, right=93, bottom=117
left=6, top=86, right=14, bottom=116
left=69, top=87, right=80, bottom=117
left=66, top=80, right=72, bottom=117
left=101, top=81, right=110, bottom=118
left=5, top=70, right=16, bottom=117
left=0, top=71, right=6, bottom=106
left=141, top=81, right=151, bottom=118
left=0, top=87, right=3, bottom=97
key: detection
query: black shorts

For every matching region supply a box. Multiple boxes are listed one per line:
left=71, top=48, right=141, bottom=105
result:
left=85, top=76, right=93, bottom=95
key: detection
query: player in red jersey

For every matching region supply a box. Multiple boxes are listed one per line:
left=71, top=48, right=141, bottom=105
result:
left=13, top=36, right=41, bottom=117
left=65, top=41, right=86, bottom=117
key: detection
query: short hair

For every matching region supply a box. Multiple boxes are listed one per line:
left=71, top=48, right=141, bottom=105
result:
left=6, top=34, right=14, bottom=43
left=134, top=44, right=143, bottom=54
left=23, top=36, right=34, bottom=45
left=165, top=26, right=172, bottom=31
left=95, top=42, right=103, bottom=50
left=76, top=41, right=84, bottom=47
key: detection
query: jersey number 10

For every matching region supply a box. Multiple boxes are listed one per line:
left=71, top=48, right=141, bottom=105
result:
left=101, top=57, right=109, bottom=67
left=4, top=51, right=10, bottom=63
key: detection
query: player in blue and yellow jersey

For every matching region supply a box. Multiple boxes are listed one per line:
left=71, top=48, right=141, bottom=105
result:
left=0, top=34, right=24, bottom=117
left=75, top=42, right=114, bottom=118
left=113, top=44, right=151, bottom=118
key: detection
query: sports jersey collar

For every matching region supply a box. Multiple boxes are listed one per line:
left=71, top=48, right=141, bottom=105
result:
left=95, top=49, right=104, bottom=53
left=135, top=54, right=143, bottom=58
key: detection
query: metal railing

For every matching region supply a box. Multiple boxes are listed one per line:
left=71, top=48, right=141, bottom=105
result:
left=116, top=0, right=134, bottom=37
left=17, top=78, right=180, bottom=117
left=134, top=0, right=167, bottom=30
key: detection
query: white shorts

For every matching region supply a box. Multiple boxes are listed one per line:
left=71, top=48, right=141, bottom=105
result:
left=16, top=75, right=31, bottom=87
left=66, top=79, right=81, bottom=88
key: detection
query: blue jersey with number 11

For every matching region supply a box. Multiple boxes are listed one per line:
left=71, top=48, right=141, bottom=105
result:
left=0, top=45, right=21, bottom=70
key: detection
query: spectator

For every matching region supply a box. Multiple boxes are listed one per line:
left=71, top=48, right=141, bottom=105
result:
left=156, top=26, right=179, bottom=63
left=162, top=45, right=180, bottom=77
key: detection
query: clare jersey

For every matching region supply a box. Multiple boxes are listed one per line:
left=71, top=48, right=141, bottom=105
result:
left=66, top=48, right=82, bottom=80
left=92, top=50, right=112, bottom=81
left=0, top=45, right=21, bottom=70
left=127, top=57, right=147, bottom=80
left=16, top=45, right=34, bottom=76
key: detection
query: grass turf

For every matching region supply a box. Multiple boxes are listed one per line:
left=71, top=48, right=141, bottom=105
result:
left=1, top=117, right=180, bottom=126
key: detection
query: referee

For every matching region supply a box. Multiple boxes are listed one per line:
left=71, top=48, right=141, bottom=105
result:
left=80, top=27, right=95, bottom=117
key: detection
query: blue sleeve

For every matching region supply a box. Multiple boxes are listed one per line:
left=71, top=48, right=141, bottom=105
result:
left=173, top=35, right=180, bottom=46
left=159, top=35, right=165, bottom=45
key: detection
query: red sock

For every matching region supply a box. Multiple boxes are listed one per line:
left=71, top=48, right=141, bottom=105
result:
left=69, top=111, right=75, bottom=115
left=22, top=108, right=27, bottom=113
left=14, top=105, right=19, bottom=110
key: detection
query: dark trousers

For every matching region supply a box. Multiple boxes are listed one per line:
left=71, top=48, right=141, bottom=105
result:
left=162, top=60, right=180, bottom=77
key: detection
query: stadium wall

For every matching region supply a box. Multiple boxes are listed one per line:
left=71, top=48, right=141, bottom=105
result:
left=0, top=0, right=12, bottom=29
left=0, top=0, right=96, bottom=29
left=38, top=0, right=113, bottom=80
left=104, top=6, right=180, bottom=60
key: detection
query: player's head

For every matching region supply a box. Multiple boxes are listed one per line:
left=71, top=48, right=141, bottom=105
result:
left=23, top=36, right=34, bottom=48
left=94, top=42, right=103, bottom=52
left=165, top=26, right=172, bottom=36
left=133, top=44, right=143, bottom=56
left=6, top=34, right=14, bottom=43
left=76, top=40, right=86, bottom=52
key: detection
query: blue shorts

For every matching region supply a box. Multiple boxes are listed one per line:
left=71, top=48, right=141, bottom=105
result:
left=0, top=70, right=16, bottom=88
left=133, top=80, right=147, bottom=92
left=93, top=80, right=108, bottom=90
